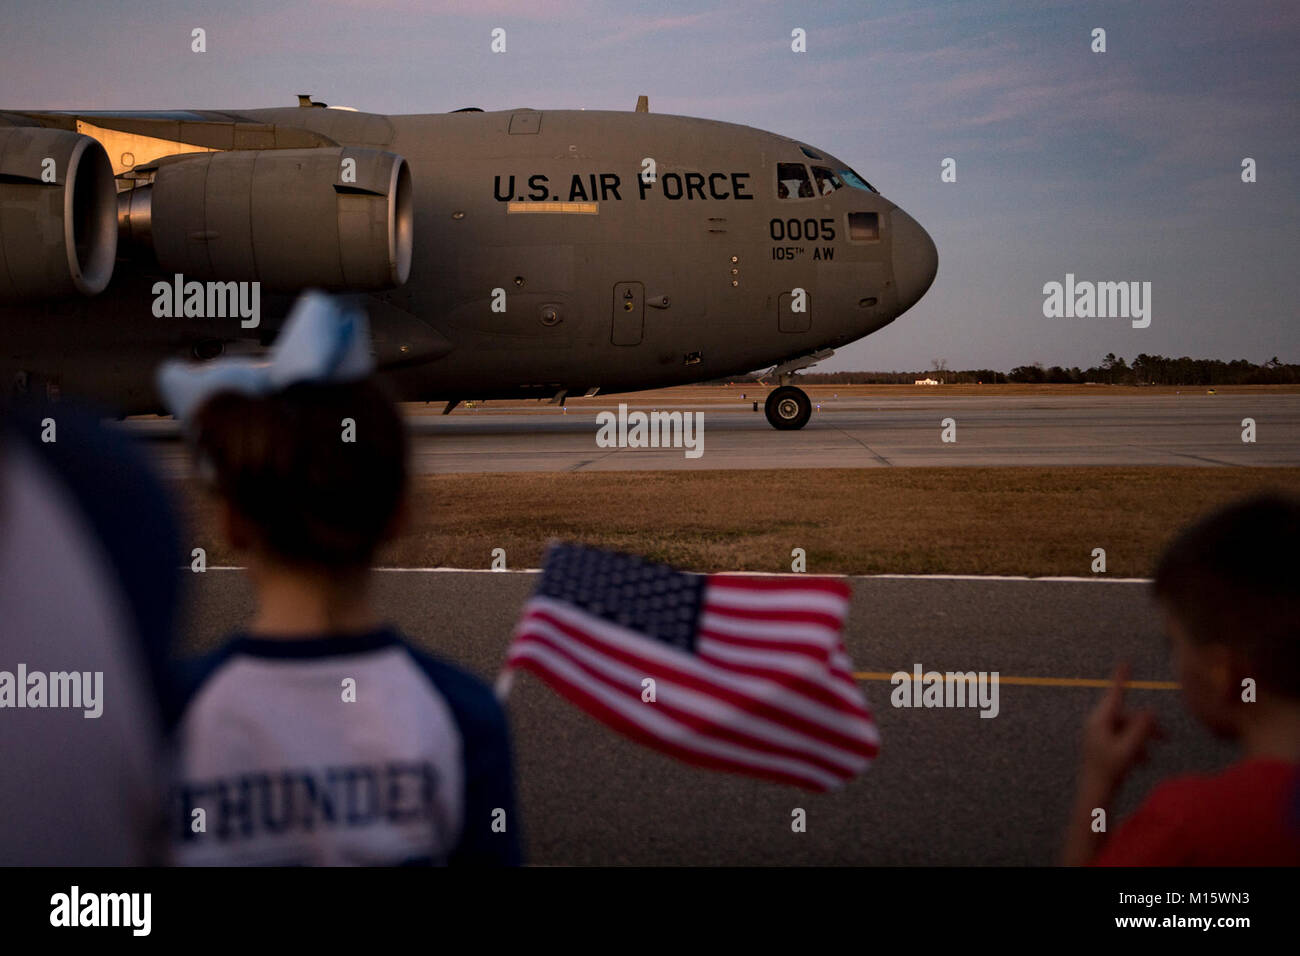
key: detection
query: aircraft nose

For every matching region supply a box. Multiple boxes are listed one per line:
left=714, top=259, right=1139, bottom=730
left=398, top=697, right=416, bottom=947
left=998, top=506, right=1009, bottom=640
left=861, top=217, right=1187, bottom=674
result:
left=891, top=207, right=938, bottom=313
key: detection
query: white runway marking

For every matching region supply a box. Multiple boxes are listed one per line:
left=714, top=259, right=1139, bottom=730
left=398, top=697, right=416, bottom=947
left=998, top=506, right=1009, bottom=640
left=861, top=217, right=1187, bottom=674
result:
left=200, top=566, right=1151, bottom=582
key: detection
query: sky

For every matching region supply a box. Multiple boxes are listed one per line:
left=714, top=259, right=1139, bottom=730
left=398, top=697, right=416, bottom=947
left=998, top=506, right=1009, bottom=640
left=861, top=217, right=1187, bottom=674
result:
left=3, top=0, right=1296, bottom=372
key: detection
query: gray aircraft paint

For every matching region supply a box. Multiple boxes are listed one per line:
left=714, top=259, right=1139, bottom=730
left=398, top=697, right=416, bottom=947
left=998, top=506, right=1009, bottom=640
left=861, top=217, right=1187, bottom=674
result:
left=0, top=104, right=937, bottom=417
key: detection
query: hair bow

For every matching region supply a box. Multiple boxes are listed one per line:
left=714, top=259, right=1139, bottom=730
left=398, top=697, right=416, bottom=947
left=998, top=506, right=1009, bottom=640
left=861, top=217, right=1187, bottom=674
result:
left=156, top=290, right=375, bottom=420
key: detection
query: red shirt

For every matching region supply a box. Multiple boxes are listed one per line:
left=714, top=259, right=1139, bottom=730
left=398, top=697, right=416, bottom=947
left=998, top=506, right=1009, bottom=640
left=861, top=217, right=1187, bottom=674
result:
left=1093, top=758, right=1300, bottom=866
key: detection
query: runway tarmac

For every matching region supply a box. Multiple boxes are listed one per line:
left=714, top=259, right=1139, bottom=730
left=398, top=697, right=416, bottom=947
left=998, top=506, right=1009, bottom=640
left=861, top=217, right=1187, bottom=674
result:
left=136, top=393, right=1300, bottom=474
left=179, top=569, right=1232, bottom=865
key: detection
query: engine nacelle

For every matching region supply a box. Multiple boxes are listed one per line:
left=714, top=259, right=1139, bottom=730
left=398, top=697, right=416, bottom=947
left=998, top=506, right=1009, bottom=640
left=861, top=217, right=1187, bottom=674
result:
left=119, top=147, right=412, bottom=291
left=0, top=127, right=117, bottom=301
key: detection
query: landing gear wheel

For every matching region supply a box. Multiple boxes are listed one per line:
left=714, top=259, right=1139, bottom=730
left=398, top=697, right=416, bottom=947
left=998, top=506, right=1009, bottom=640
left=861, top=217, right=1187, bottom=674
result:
left=764, top=385, right=812, bottom=430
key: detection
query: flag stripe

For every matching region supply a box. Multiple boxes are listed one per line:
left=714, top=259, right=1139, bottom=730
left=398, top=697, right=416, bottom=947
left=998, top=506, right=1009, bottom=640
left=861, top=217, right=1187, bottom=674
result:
left=708, top=575, right=852, bottom=597
left=698, top=613, right=839, bottom=652
left=705, top=588, right=851, bottom=616
left=697, top=625, right=833, bottom=663
left=703, top=604, right=846, bottom=630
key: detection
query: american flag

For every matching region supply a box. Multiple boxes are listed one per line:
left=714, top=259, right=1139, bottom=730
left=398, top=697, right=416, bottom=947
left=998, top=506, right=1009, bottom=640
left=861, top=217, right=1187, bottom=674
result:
left=501, top=544, right=879, bottom=791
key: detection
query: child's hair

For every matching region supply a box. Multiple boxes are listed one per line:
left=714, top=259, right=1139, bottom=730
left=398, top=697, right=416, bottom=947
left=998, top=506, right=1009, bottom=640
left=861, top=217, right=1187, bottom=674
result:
left=191, top=378, right=407, bottom=571
left=1153, top=493, right=1300, bottom=698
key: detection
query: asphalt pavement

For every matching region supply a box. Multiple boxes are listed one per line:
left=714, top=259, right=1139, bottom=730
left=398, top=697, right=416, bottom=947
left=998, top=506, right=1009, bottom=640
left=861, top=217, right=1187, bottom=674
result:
left=178, top=569, right=1232, bottom=865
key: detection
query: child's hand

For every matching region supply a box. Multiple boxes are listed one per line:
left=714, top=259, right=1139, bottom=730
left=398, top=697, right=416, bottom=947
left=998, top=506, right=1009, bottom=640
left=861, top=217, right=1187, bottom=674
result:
left=1080, top=662, right=1164, bottom=799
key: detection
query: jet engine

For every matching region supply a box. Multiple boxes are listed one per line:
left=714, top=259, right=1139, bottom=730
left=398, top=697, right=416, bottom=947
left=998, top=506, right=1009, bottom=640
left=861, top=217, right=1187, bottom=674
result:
left=118, top=147, right=413, bottom=291
left=0, top=127, right=118, bottom=300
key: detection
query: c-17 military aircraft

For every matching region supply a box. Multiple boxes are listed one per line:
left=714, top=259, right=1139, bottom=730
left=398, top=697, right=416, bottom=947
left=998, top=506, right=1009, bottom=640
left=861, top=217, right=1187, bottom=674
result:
left=0, top=97, right=936, bottom=429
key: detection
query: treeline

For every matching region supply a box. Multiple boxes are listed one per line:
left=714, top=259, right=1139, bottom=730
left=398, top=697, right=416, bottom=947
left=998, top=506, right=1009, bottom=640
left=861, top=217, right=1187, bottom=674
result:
left=714, top=354, right=1299, bottom=386
left=1006, top=354, right=1299, bottom=386
left=770, top=369, right=1010, bottom=384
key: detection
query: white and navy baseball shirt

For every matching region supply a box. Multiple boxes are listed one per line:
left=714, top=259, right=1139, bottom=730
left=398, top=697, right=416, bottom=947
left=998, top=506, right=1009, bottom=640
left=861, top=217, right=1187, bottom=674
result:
left=168, top=629, right=520, bottom=866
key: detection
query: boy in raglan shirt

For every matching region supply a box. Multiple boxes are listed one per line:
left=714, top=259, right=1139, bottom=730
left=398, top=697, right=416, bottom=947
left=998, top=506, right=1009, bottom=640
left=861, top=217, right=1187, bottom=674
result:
left=160, top=293, right=521, bottom=866
left=1062, top=494, right=1300, bottom=866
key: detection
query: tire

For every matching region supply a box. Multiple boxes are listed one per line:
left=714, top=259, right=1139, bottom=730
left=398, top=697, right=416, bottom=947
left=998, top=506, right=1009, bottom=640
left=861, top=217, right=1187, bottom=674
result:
left=764, top=385, right=812, bottom=430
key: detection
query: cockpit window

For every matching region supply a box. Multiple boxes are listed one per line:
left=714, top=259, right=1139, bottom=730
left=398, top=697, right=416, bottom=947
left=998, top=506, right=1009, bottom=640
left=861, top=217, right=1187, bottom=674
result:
left=838, top=168, right=878, bottom=193
left=799, top=145, right=823, bottom=160
left=777, top=163, right=814, bottom=200
left=811, top=166, right=844, bottom=196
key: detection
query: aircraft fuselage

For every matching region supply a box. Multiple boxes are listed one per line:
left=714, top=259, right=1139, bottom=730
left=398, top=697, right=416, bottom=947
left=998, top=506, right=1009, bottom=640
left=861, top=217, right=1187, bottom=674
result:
left=0, top=106, right=938, bottom=413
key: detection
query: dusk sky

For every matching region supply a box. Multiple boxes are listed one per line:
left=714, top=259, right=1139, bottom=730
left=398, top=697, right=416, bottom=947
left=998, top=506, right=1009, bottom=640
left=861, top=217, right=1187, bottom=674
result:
left=5, top=0, right=1296, bottom=371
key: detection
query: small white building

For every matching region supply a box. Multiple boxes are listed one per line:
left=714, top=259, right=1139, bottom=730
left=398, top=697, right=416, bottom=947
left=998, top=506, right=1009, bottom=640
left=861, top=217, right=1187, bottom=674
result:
left=914, top=377, right=941, bottom=386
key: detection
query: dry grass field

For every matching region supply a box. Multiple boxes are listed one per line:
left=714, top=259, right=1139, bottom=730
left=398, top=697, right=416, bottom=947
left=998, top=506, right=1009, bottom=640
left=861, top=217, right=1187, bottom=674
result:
left=174, top=466, right=1300, bottom=577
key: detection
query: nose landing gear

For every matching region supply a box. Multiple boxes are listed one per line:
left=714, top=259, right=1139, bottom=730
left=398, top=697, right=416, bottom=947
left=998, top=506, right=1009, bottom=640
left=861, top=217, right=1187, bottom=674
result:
left=764, top=385, right=812, bottom=430
left=761, top=347, right=834, bottom=431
